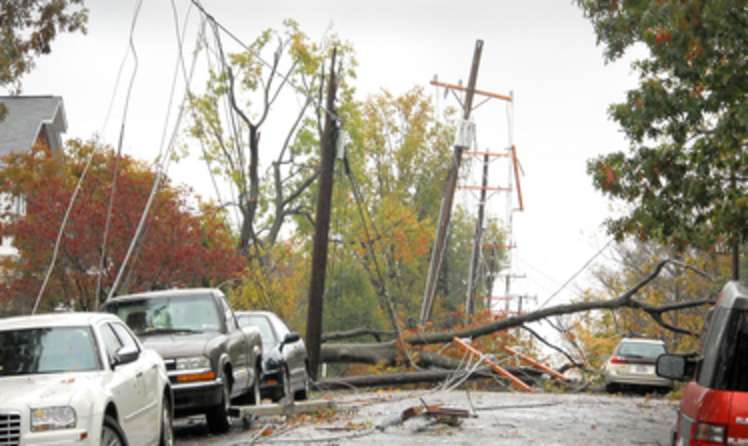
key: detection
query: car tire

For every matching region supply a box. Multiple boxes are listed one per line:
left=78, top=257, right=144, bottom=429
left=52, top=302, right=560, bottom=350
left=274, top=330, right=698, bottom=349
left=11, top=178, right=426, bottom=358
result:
left=159, top=394, right=174, bottom=446
left=206, top=375, right=232, bottom=434
left=249, top=366, right=262, bottom=406
left=294, top=365, right=309, bottom=401
left=605, top=383, right=618, bottom=394
left=101, top=415, right=127, bottom=446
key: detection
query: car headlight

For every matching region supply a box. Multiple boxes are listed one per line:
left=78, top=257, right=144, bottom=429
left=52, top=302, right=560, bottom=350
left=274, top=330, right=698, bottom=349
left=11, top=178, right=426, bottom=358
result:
left=30, top=406, right=76, bottom=432
left=176, top=356, right=211, bottom=370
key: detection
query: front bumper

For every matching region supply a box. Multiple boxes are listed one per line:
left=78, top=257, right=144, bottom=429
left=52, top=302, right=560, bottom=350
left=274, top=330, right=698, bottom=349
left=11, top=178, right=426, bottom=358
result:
left=171, top=377, right=224, bottom=416
left=19, top=428, right=94, bottom=445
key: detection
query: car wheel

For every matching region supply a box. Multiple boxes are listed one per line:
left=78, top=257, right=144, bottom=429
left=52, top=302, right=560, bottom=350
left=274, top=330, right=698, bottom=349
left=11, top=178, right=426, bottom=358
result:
left=294, top=365, right=309, bottom=401
left=605, top=383, right=618, bottom=394
left=101, top=415, right=126, bottom=446
left=159, top=394, right=174, bottom=446
left=206, top=375, right=232, bottom=434
left=249, top=366, right=262, bottom=406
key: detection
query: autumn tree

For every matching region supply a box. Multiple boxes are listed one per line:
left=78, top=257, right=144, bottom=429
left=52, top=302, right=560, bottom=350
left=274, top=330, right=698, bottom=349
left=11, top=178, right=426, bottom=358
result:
left=318, top=88, right=506, bottom=332
left=0, top=140, right=243, bottom=314
left=577, top=0, right=748, bottom=279
left=0, top=0, right=87, bottom=95
left=188, top=20, right=355, bottom=258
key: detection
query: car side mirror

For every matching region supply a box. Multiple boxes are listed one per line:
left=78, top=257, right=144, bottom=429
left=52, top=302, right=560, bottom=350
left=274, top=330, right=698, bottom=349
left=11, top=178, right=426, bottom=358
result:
left=656, top=354, right=699, bottom=381
left=112, top=345, right=140, bottom=369
left=280, top=332, right=301, bottom=351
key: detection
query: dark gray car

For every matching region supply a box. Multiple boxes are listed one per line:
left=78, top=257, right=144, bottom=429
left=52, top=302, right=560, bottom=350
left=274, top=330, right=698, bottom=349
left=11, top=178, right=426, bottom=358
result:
left=236, top=311, right=309, bottom=402
left=103, top=288, right=263, bottom=434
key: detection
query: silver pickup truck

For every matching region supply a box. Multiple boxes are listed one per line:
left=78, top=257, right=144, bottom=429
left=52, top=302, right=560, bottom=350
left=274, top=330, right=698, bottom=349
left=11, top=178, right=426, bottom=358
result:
left=103, top=288, right=262, bottom=434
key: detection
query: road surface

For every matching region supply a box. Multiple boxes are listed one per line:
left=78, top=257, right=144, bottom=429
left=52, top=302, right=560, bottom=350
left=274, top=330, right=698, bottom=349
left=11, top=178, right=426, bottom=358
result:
left=175, top=390, right=677, bottom=445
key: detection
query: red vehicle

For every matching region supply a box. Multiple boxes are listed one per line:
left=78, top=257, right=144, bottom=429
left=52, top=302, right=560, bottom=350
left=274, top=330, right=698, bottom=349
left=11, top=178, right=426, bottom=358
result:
left=656, top=281, right=748, bottom=446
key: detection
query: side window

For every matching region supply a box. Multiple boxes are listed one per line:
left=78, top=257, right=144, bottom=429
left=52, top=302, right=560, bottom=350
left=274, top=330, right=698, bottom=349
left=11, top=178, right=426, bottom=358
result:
left=218, top=296, right=238, bottom=332
left=271, top=314, right=290, bottom=338
left=697, top=307, right=730, bottom=387
left=111, top=323, right=140, bottom=352
left=100, top=324, right=123, bottom=362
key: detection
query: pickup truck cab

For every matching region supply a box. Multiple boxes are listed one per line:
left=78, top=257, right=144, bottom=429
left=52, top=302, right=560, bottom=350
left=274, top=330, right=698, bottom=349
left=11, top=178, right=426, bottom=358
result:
left=103, top=288, right=262, bottom=434
left=657, top=281, right=748, bottom=446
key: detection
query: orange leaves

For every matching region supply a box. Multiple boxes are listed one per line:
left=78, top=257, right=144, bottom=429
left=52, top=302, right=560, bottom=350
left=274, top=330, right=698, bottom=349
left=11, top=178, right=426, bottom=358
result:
left=600, top=163, right=618, bottom=190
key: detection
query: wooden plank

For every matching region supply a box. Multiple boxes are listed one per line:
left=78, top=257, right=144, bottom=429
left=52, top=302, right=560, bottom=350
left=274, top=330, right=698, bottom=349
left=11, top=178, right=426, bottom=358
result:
left=230, top=399, right=337, bottom=418
left=501, top=345, right=568, bottom=382
left=452, top=337, right=534, bottom=392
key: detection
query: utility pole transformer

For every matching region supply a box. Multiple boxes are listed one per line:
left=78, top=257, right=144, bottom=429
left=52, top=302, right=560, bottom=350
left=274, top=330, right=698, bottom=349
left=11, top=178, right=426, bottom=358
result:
left=305, top=48, right=338, bottom=380
left=419, top=40, right=484, bottom=325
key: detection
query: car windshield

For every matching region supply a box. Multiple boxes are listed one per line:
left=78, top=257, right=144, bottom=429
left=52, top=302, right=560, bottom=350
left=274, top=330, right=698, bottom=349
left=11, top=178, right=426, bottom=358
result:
left=238, top=315, right=277, bottom=349
left=0, top=327, right=100, bottom=376
left=617, top=342, right=665, bottom=359
left=106, top=294, right=222, bottom=335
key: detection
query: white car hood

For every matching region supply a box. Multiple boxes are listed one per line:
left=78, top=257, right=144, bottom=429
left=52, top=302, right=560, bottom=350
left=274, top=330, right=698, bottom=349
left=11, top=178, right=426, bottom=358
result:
left=0, top=372, right=105, bottom=411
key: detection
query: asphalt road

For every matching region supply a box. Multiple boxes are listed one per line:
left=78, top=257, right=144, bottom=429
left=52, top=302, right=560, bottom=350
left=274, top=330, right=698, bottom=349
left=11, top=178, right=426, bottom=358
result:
left=175, top=390, right=677, bottom=445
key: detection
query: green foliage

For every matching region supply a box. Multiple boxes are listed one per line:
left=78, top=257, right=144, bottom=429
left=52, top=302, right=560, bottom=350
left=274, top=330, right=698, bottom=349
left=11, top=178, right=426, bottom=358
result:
left=0, top=0, right=88, bottom=94
left=578, top=0, right=748, bottom=255
left=320, top=87, right=506, bottom=331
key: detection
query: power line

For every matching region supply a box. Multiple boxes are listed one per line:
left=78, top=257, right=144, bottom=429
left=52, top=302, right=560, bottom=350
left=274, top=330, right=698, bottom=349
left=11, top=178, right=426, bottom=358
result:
left=106, top=1, right=204, bottom=300
left=31, top=0, right=145, bottom=315
left=537, top=239, right=614, bottom=310
left=94, top=0, right=147, bottom=308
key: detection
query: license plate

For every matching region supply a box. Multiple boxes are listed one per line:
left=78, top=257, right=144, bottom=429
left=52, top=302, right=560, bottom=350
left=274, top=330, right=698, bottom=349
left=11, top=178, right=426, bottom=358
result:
left=633, top=365, right=652, bottom=374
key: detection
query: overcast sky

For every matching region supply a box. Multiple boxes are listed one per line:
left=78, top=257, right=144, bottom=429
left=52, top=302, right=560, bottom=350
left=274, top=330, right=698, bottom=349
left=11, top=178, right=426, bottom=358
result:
left=19, top=0, right=646, bottom=315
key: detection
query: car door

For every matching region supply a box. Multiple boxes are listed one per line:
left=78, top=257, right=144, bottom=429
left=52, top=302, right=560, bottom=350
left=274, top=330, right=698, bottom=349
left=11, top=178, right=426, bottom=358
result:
left=271, top=315, right=304, bottom=386
left=98, top=322, right=149, bottom=446
left=111, top=322, right=161, bottom=443
left=217, top=294, right=250, bottom=395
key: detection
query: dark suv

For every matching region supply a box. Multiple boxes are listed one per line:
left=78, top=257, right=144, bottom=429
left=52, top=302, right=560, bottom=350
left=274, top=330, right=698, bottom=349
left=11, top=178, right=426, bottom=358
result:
left=103, top=288, right=263, bottom=433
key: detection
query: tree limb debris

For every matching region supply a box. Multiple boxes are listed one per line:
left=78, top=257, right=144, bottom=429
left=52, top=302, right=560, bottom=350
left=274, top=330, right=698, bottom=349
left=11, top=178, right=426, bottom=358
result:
left=320, top=259, right=714, bottom=378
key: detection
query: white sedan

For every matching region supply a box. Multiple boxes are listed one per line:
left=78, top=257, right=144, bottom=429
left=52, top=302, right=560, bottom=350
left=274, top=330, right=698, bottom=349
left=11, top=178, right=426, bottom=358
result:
left=0, top=312, right=174, bottom=446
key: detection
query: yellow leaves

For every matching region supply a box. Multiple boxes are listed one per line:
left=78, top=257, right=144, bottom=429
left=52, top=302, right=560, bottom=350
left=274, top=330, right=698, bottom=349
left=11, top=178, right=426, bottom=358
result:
left=228, top=242, right=308, bottom=329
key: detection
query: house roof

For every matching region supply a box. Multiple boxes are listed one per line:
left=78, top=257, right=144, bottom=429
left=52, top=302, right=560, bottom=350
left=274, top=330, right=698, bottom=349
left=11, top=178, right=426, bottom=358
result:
left=0, top=95, right=67, bottom=157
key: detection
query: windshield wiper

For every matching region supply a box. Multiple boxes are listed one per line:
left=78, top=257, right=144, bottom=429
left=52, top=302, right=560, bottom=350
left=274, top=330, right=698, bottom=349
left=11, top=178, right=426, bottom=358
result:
left=138, top=328, right=203, bottom=336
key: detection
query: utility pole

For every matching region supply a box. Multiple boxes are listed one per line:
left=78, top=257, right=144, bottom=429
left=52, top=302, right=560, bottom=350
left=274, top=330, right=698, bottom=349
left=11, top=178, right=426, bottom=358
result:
left=419, top=39, right=484, bottom=324
left=305, top=48, right=338, bottom=381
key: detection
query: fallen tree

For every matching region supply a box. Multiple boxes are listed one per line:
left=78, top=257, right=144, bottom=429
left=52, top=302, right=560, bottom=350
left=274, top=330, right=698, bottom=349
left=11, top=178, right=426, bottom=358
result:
left=316, top=366, right=542, bottom=390
left=321, top=259, right=715, bottom=369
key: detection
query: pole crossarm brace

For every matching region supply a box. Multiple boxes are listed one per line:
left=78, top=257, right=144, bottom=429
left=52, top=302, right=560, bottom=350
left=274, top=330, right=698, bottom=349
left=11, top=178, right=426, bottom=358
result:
left=463, top=150, right=509, bottom=157
left=430, top=79, right=513, bottom=103
left=501, top=344, right=568, bottom=382
left=458, top=185, right=511, bottom=192
left=511, top=145, right=525, bottom=212
left=453, top=337, right=533, bottom=392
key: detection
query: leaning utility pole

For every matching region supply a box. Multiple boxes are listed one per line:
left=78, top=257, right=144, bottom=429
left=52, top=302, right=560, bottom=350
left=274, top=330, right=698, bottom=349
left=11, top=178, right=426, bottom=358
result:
left=305, top=48, right=338, bottom=381
left=419, top=40, right=484, bottom=324
left=464, top=151, right=490, bottom=319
